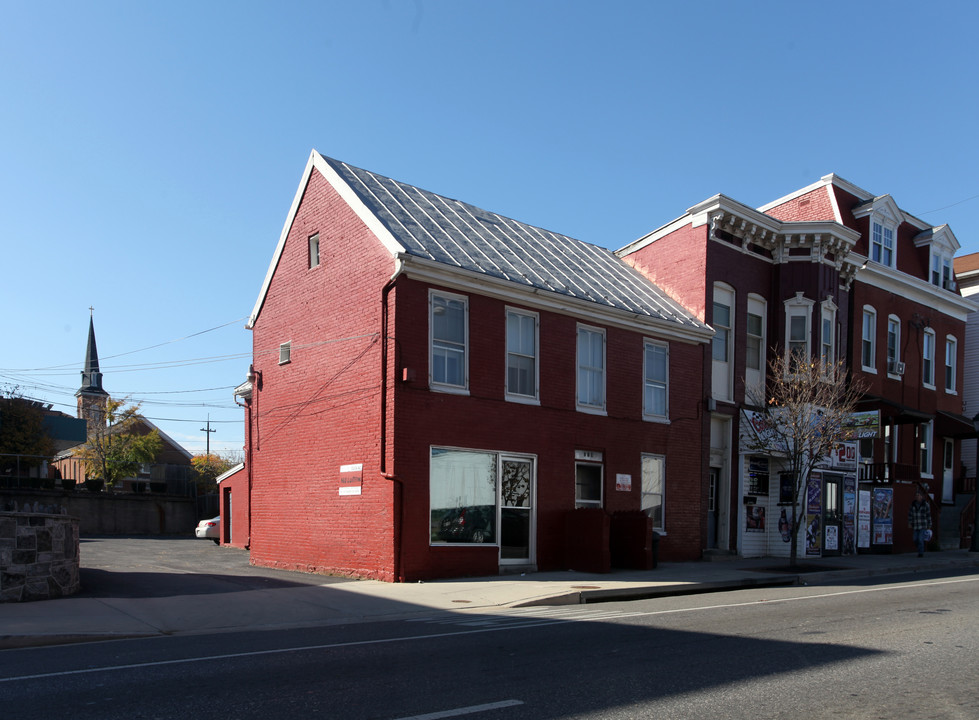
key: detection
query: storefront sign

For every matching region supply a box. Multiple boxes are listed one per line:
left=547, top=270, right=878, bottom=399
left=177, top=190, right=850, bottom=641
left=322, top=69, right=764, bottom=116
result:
left=845, top=410, right=880, bottom=439
left=339, top=463, right=364, bottom=496
left=741, top=410, right=789, bottom=454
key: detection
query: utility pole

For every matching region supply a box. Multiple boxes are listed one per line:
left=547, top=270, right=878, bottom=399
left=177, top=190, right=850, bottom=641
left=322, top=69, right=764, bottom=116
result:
left=200, top=415, right=217, bottom=456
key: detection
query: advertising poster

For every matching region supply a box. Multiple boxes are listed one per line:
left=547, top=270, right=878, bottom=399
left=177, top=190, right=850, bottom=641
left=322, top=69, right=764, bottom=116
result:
left=825, top=524, right=839, bottom=551
left=806, top=474, right=822, bottom=556
left=842, top=475, right=856, bottom=555
left=858, top=489, right=871, bottom=548
left=745, top=504, right=766, bottom=532
left=872, top=487, right=894, bottom=545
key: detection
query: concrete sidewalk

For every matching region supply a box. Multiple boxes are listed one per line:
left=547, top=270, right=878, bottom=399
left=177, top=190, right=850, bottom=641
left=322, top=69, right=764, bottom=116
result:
left=3, top=547, right=978, bottom=650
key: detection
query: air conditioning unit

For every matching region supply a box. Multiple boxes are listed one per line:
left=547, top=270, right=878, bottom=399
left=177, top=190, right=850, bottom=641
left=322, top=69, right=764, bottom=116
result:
left=888, top=360, right=906, bottom=376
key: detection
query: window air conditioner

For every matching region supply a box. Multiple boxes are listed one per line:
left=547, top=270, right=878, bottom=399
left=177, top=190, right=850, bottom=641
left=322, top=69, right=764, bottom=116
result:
left=888, top=360, right=905, bottom=376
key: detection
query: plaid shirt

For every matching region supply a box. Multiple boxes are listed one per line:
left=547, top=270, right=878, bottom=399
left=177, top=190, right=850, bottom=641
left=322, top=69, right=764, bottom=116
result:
left=908, top=500, right=931, bottom=531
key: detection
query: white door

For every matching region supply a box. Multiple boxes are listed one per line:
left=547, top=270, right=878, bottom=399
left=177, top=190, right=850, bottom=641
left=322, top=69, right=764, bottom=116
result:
left=942, top=438, right=954, bottom=504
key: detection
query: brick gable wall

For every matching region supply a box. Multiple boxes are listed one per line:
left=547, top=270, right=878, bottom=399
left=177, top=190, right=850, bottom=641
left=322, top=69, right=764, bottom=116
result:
left=248, top=169, right=398, bottom=580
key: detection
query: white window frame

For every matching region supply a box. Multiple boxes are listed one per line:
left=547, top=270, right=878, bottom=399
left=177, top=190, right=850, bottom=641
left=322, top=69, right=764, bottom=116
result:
left=871, top=220, right=895, bottom=268
left=784, top=292, right=814, bottom=372
left=643, top=339, right=669, bottom=422
left=886, top=315, right=901, bottom=377
left=574, top=455, right=604, bottom=509
left=429, top=290, right=469, bottom=393
left=308, top=233, right=320, bottom=269
left=919, top=420, right=934, bottom=478
left=279, top=341, right=291, bottom=365
left=945, top=335, right=957, bottom=394
left=745, top=294, right=766, bottom=399
left=576, top=324, right=606, bottom=414
left=505, top=307, right=539, bottom=404
left=820, top=297, right=837, bottom=374
left=931, top=251, right=954, bottom=290
left=712, top=283, right=735, bottom=402
left=923, top=327, right=936, bottom=389
left=641, top=453, right=666, bottom=532
left=861, top=306, right=877, bottom=373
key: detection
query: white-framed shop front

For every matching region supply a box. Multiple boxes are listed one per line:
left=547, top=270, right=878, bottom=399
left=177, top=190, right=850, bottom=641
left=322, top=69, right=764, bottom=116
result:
left=737, top=418, right=859, bottom=559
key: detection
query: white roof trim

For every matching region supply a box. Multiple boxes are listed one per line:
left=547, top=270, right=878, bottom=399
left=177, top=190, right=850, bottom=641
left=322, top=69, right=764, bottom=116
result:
left=247, top=150, right=406, bottom=329
left=217, top=463, right=245, bottom=484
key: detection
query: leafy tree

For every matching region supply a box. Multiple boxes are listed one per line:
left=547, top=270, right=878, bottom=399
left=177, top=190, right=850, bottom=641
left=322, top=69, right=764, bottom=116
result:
left=190, top=453, right=234, bottom=493
left=743, top=353, right=865, bottom=566
left=0, top=388, right=56, bottom=473
left=75, top=398, right=162, bottom=489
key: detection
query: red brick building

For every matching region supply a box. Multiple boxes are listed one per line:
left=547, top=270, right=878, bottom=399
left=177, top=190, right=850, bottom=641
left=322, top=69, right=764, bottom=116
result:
left=619, top=174, right=975, bottom=558
left=237, top=151, right=713, bottom=581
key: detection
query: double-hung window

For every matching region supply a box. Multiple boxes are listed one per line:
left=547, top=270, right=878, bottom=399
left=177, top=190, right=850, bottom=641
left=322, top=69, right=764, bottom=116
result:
left=820, top=298, right=837, bottom=374
left=784, top=293, right=814, bottom=372
left=923, top=328, right=936, bottom=388
left=861, top=307, right=877, bottom=372
left=712, top=284, right=735, bottom=401
left=641, top=454, right=665, bottom=531
left=919, top=421, right=933, bottom=477
left=945, top=335, right=957, bottom=393
left=430, top=292, right=468, bottom=391
left=506, top=309, right=538, bottom=402
left=871, top=222, right=894, bottom=267
left=643, top=340, right=668, bottom=421
left=577, top=325, right=606, bottom=412
left=886, top=316, right=901, bottom=375
left=745, top=295, right=766, bottom=398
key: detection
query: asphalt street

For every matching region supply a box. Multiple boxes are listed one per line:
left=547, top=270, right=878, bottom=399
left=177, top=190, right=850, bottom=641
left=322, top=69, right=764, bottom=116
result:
left=2, top=568, right=977, bottom=719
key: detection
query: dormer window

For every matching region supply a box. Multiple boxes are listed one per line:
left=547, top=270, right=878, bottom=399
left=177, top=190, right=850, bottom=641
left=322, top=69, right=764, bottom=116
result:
left=931, top=251, right=953, bottom=290
left=853, top=195, right=901, bottom=271
left=871, top=221, right=894, bottom=267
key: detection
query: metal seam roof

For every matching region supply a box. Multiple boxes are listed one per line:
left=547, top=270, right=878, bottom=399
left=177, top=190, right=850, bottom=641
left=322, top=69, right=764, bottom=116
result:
left=321, top=155, right=707, bottom=332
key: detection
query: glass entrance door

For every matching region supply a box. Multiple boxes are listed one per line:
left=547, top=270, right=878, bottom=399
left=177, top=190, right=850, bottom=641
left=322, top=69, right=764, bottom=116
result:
left=500, top=457, right=534, bottom=563
left=823, top=473, right=843, bottom=556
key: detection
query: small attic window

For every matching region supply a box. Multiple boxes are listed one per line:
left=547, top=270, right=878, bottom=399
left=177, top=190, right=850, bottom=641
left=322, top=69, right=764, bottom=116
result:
left=309, top=233, right=320, bottom=269
left=279, top=341, right=292, bottom=365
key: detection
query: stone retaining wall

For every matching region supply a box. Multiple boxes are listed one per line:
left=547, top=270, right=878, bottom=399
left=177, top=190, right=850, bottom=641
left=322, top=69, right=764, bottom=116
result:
left=0, top=512, right=80, bottom=602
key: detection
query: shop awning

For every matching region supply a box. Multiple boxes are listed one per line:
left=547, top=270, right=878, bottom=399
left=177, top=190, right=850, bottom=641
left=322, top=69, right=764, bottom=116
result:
left=857, top=395, right=932, bottom=425
left=934, top=410, right=978, bottom=438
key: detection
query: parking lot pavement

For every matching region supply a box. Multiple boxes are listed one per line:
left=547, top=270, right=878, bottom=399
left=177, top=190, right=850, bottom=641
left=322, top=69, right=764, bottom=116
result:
left=78, top=536, right=355, bottom=599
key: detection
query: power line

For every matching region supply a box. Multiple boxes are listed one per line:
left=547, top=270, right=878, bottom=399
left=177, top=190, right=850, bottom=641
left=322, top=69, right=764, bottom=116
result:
left=917, top=192, right=979, bottom=216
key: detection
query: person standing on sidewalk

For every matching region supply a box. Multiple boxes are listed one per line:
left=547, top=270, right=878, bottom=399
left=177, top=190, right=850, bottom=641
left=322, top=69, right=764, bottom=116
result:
left=908, top=490, right=932, bottom=557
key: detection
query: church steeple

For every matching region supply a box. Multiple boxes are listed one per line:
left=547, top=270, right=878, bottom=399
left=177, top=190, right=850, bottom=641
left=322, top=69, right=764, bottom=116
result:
left=76, top=309, right=109, bottom=422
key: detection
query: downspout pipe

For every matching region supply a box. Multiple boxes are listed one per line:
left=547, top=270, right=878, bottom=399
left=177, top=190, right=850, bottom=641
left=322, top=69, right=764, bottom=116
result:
left=234, top=393, right=252, bottom=549
left=381, top=256, right=407, bottom=581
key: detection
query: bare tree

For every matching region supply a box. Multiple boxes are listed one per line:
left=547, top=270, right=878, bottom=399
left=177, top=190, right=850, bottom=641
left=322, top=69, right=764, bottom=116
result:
left=743, top=353, right=866, bottom=566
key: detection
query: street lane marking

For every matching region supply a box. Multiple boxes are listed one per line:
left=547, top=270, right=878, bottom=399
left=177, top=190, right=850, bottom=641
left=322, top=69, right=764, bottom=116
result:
left=2, top=575, right=976, bottom=684
left=393, top=699, right=524, bottom=719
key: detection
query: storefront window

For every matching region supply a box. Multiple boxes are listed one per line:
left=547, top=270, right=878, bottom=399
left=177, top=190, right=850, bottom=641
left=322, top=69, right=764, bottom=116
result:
left=430, top=448, right=497, bottom=544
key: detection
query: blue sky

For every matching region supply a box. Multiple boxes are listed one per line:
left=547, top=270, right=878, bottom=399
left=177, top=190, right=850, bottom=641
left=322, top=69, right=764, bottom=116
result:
left=2, top=1, right=977, bottom=457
